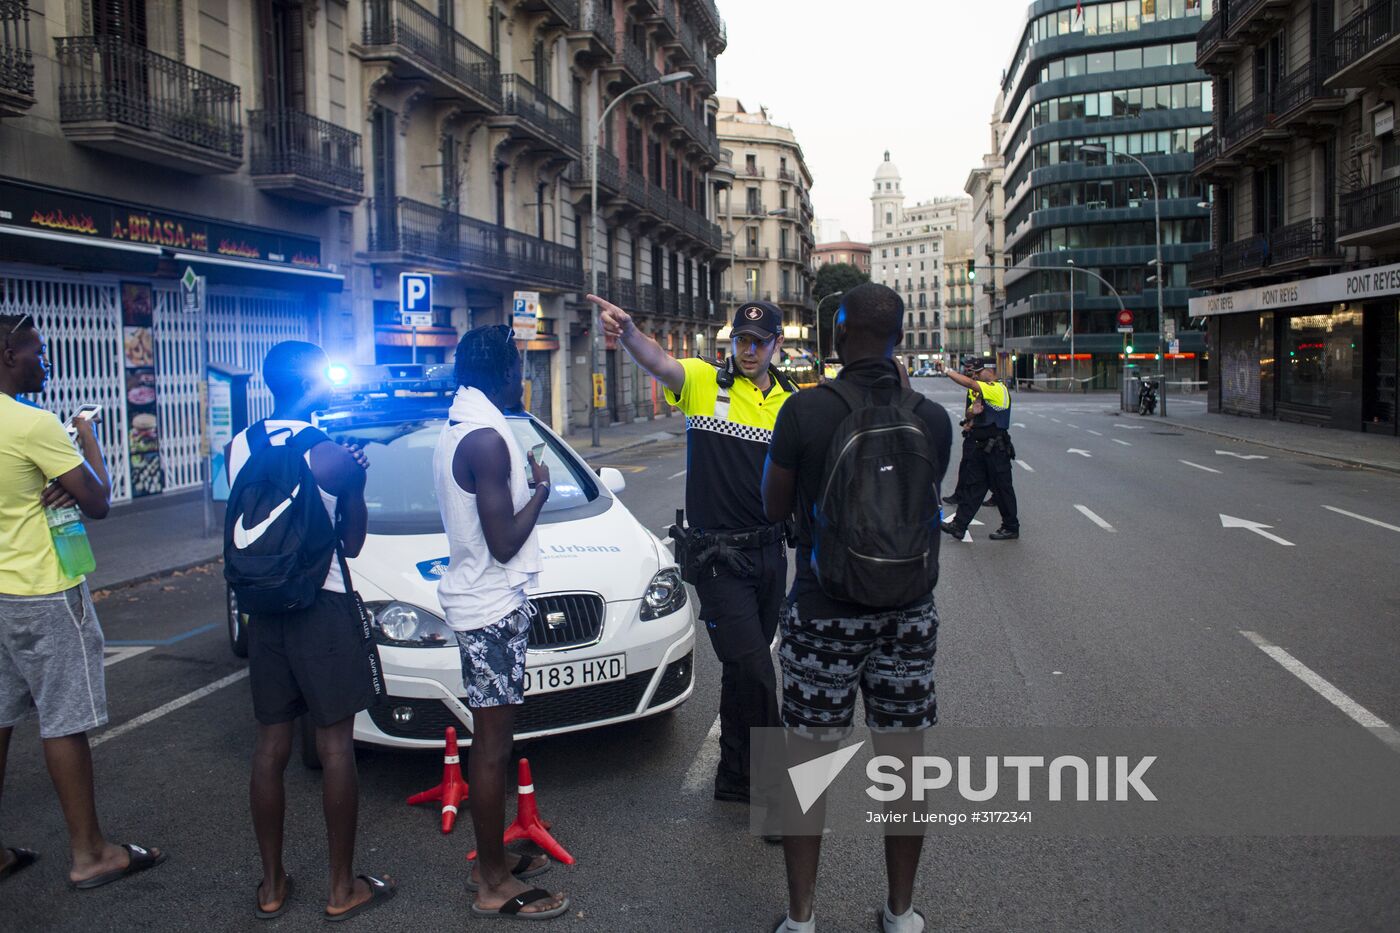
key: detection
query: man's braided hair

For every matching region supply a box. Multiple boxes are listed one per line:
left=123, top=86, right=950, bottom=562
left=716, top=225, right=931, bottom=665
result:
left=453, top=324, right=517, bottom=396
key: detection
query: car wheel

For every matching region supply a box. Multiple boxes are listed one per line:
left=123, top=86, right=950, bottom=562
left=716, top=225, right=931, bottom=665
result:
left=299, top=715, right=323, bottom=770
left=227, top=587, right=249, bottom=659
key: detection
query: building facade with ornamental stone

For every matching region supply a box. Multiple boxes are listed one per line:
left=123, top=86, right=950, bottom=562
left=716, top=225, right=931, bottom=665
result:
left=966, top=94, right=1009, bottom=363
left=0, top=0, right=730, bottom=507
left=812, top=238, right=871, bottom=275
left=869, top=151, right=972, bottom=371
left=714, top=97, right=816, bottom=356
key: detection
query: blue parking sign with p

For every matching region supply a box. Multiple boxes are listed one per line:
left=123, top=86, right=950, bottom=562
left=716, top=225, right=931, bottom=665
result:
left=400, top=273, right=432, bottom=314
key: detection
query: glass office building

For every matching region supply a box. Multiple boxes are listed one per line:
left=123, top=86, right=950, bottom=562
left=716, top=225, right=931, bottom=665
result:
left=998, top=0, right=1212, bottom=388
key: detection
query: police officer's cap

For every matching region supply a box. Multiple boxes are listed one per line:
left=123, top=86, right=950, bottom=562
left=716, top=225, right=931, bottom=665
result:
left=731, top=300, right=783, bottom=340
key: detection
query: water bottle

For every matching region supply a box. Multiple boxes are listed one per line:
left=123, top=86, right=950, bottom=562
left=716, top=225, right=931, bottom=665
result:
left=46, top=494, right=96, bottom=579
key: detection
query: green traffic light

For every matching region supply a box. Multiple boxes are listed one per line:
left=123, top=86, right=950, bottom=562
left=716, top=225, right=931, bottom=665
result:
left=1125, top=344, right=1134, bottom=354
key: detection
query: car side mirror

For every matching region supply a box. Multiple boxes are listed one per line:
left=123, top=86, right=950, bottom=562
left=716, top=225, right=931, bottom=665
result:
left=598, top=466, right=626, bottom=495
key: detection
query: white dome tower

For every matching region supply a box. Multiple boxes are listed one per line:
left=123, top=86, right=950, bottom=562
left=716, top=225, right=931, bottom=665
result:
left=872, top=150, right=903, bottom=235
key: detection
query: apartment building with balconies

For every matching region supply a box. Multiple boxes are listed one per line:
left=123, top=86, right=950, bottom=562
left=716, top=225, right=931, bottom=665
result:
left=941, top=232, right=978, bottom=367
left=1191, top=0, right=1398, bottom=434
left=715, top=97, right=817, bottom=355
left=967, top=95, right=1009, bottom=362
left=0, top=0, right=730, bottom=459
left=812, top=239, right=871, bottom=275
left=999, top=0, right=1212, bottom=390
left=869, top=152, right=971, bottom=371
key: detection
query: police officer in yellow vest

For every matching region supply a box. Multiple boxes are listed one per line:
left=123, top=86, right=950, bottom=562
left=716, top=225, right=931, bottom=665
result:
left=938, top=356, right=1019, bottom=540
left=587, top=294, right=794, bottom=803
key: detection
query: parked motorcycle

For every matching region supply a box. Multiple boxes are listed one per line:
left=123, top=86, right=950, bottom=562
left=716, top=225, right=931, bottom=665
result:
left=1137, top=377, right=1159, bottom=416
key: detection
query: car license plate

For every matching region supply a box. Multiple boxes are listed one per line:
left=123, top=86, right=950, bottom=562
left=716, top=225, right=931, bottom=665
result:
left=524, top=655, right=626, bottom=696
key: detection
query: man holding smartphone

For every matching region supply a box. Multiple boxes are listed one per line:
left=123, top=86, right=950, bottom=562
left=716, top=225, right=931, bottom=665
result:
left=0, top=313, right=166, bottom=889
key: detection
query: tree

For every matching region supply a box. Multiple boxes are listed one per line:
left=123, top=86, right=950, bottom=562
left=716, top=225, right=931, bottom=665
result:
left=812, top=262, right=870, bottom=359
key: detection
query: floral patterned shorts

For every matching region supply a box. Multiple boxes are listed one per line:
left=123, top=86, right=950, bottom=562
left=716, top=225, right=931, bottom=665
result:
left=456, top=605, right=532, bottom=708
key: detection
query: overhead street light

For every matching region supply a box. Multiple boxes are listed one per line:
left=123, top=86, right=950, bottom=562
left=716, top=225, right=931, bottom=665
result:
left=588, top=71, right=693, bottom=447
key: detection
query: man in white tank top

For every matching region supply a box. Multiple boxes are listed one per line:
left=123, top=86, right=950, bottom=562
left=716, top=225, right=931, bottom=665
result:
left=227, top=341, right=396, bottom=922
left=433, top=326, right=568, bottom=921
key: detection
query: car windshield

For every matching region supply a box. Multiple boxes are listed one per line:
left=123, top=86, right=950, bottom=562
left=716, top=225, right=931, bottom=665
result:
left=321, top=415, right=602, bottom=535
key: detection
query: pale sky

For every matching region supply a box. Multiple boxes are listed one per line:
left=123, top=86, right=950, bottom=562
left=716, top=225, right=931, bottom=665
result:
left=717, top=0, right=1033, bottom=244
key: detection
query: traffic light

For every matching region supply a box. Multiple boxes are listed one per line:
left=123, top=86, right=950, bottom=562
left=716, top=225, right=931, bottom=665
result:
left=966, top=259, right=977, bottom=282
left=1125, top=344, right=1134, bottom=354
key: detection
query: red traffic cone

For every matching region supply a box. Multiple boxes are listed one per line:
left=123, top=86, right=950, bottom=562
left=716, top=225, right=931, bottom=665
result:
left=406, top=726, right=470, bottom=833
left=468, top=758, right=575, bottom=865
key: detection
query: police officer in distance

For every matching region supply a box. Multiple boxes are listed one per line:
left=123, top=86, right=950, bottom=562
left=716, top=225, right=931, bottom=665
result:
left=942, top=355, right=997, bottom=513
left=938, top=356, right=1019, bottom=541
left=586, top=293, right=793, bottom=803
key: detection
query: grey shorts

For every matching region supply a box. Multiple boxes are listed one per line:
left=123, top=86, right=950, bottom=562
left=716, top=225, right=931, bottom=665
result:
left=0, top=584, right=109, bottom=738
left=456, top=605, right=533, bottom=709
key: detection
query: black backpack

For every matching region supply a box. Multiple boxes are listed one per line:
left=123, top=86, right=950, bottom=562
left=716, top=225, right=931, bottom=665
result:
left=810, top=379, right=940, bottom=609
left=223, top=422, right=336, bottom=615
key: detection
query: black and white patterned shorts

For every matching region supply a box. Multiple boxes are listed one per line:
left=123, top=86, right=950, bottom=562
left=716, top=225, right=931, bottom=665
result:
left=778, top=597, right=939, bottom=735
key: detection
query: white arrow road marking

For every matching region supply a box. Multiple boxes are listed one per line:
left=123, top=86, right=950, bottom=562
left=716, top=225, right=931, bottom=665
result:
left=1322, top=505, right=1400, bottom=533
left=1215, top=450, right=1268, bottom=460
left=969, top=518, right=985, bottom=527
left=1074, top=505, right=1116, bottom=532
left=1015, top=459, right=1034, bottom=472
left=1179, top=460, right=1222, bottom=474
left=1241, top=631, right=1400, bottom=754
left=1067, top=448, right=1092, bottom=457
left=1113, top=439, right=1132, bottom=447
left=1220, top=513, right=1294, bottom=546
left=1087, top=429, right=1103, bottom=436
left=962, top=530, right=973, bottom=542
left=1113, top=424, right=1144, bottom=430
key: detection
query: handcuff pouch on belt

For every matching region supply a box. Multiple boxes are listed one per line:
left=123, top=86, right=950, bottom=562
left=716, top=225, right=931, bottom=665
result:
left=669, top=512, right=786, bottom=583
left=974, top=430, right=1016, bottom=460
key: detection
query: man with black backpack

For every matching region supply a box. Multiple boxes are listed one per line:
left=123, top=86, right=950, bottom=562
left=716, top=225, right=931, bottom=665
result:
left=762, top=283, right=951, bottom=933
left=224, top=341, right=396, bottom=922
left=586, top=293, right=793, bottom=806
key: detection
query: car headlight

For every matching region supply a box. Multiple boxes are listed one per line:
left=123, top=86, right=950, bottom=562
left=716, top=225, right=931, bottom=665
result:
left=365, top=601, right=453, bottom=647
left=640, top=568, right=687, bottom=621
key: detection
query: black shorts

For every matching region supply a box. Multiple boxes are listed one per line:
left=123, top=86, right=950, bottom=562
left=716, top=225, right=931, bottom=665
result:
left=247, top=590, right=374, bottom=728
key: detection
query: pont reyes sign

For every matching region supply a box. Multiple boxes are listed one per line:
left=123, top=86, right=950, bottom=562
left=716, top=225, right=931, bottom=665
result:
left=1189, top=261, right=1400, bottom=317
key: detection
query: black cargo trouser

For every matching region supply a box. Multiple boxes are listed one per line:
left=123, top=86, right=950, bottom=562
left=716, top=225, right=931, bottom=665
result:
left=952, top=437, right=1019, bottom=533
left=694, top=539, right=785, bottom=793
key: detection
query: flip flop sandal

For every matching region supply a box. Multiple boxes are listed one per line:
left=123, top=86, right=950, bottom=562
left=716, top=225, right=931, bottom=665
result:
left=470, top=888, right=570, bottom=921
left=466, top=854, right=551, bottom=892
left=0, top=848, right=39, bottom=883
left=876, top=907, right=927, bottom=932
left=71, top=843, right=166, bottom=890
left=323, top=874, right=396, bottom=923
left=256, top=875, right=294, bottom=920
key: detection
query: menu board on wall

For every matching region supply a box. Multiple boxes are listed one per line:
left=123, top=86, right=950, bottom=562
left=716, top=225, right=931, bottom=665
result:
left=121, top=282, right=164, bottom=498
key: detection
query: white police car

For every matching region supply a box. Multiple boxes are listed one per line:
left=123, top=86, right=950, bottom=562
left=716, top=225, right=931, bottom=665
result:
left=226, top=366, right=694, bottom=757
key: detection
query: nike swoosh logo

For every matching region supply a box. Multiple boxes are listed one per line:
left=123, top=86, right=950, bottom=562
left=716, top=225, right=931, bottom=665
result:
left=233, top=486, right=298, bottom=549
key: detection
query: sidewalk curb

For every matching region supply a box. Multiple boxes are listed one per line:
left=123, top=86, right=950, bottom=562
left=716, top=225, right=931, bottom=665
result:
left=578, top=429, right=684, bottom=464
left=91, top=554, right=223, bottom=596
left=1136, top=414, right=1400, bottom=476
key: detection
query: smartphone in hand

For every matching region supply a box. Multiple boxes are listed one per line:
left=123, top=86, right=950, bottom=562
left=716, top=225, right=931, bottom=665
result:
left=530, top=442, right=546, bottom=463
left=70, top=404, right=102, bottom=426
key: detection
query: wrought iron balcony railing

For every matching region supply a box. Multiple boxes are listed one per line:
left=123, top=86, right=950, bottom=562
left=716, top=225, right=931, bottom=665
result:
left=1219, top=235, right=1269, bottom=277
left=1196, top=8, right=1226, bottom=63
left=1272, top=60, right=1344, bottom=118
left=1329, top=0, right=1400, bottom=78
left=0, top=0, right=34, bottom=107
left=370, top=197, right=581, bottom=289
left=249, top=109, right=363, bottom=196
left=575, top=0, right=614, bottom=52
left=501, top=74, right=580, bottom=151
left=362, top=0, right=501, bottom=107
left=55, top=34, right=242, bottom=160
left=1267, top=217, right=1336, bottom=265
left=1340, top=176, right=1400, bottom=240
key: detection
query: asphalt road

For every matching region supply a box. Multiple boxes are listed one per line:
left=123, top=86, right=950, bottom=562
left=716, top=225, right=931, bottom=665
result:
left=3, top=379, right=1398, bottom=931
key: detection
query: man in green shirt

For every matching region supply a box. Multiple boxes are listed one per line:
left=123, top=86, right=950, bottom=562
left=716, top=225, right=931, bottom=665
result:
left=0, top=313, right=165, bottom=889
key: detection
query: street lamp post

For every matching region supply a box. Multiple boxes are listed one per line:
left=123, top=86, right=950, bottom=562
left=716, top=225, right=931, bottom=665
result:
left=589, top=70, right=692, bottom=447
left=1066, top=257, right=1076, bottom=391
left=1081, top=144, right=1165, bottom=415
